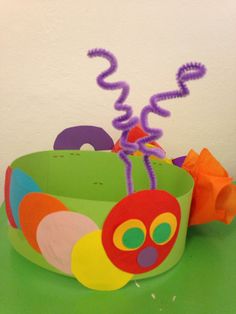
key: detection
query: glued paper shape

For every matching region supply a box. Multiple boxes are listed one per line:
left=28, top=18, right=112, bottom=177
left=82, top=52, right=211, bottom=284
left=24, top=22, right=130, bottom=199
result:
left=71, top=230, right=133, bottom=291
left=112, top=124, right=163, bottom=152
left=19, top=192, right=68, bottom=252
left=133, top=149, right=172, bottom=164
left=172, top=156, right=186, bottom=167
left=183, top=148, right=236, bottom=225
left=113, top=219, right=146, bottom=251
left=53, top=126, right=114, bottom=151
left=112, top=125, right=170, bottom=162
left=150, top=213, right=177, bottom=245
left=4, top=167, right=17, bottom=228
left=37, top=211, right=99, bottom=274
left=112, top=125, right=164, bottom=154
left=9, top=226, right=64, bottom=275
left=102, top=190, right=181, bottom=274
left=10, top=168, right=41, bottom=227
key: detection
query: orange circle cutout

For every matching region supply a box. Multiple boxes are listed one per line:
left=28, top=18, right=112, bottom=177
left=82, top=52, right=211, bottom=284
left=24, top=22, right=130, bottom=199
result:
left=19, top=192, right=68, bottom=252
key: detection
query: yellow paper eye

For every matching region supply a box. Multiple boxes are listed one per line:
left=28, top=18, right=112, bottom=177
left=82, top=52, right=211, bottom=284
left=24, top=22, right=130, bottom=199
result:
left=150, top=213, right=177, bottom=245
left=113, top=219, right=146, bottom=251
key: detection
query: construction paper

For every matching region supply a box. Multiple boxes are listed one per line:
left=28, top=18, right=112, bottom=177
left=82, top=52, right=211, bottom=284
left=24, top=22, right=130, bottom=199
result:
left=172, top=156, right=186, bottom=167
left=4, top=167, right=17, bottom=228
left=183, top=148, right=236, bottom=225
left=10, top=168, right=41, bottom=227
left=102, top=190, right=181, bottom=274
left=113, top=219, right=146, bottom=251
left=152, top=223, right=171, bottom=243
left=71, top=230, right=133, bottom=291
left=133, top=148, right=173, bottom=164
left=137, top=246, right=158, bottom=268
left=122, top=226, right=145, bottom=249
left=112, top=125, right=172, bottom=163
left=112, top=125, right=164, bottom=153
left=1, top=203, right=236, bottom=314
left=8, top=150, right=194, bottom=280
left=19, top=192, right=68, bottom=252
left=10, top=150, right=193, bottom=204
left=37, top=211, right=98, bottom=274
left=150, top=213, right=177, bottom=245
left=53, top=125, right=114, bottom=150
left=8, top=224, right=64, bottom=276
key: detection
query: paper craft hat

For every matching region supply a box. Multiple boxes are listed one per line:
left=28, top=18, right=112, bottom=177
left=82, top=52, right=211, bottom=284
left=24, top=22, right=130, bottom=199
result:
left=4, top=49, right=236, bottom=291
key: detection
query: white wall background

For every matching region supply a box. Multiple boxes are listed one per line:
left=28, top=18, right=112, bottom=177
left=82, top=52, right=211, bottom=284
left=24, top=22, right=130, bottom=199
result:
left=0, top=0, right=236, bottom=202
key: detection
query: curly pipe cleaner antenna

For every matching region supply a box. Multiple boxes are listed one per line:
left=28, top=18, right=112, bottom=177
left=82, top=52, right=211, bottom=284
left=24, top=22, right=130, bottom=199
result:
left=88, top=48, right=139, bottom=194
left=139, top=62, right=207, bottom=190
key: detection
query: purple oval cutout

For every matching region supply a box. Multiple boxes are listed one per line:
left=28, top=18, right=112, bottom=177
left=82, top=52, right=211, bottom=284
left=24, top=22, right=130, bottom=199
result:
left=137, top=246, right=158, bottom=268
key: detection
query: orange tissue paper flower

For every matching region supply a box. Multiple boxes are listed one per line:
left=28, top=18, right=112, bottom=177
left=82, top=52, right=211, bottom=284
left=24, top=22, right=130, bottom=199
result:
left=182, top=148, right=236, bottom=226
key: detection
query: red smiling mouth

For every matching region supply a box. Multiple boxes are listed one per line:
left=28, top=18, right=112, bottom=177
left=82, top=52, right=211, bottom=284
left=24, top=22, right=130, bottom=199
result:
left=137, top=246, right=158, bottom=268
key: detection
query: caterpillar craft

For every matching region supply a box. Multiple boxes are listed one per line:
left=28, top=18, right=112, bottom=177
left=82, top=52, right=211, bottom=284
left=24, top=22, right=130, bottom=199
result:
left=4, top=48, right=235, bottom=292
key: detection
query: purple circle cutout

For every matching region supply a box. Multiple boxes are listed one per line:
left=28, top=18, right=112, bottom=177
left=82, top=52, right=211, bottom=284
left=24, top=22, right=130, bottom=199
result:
left=137, top=246, right=158, bottom=268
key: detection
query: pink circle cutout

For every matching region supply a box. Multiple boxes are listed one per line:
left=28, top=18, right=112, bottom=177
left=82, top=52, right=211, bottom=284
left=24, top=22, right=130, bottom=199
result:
left=36, top=211, right=99, bottom=274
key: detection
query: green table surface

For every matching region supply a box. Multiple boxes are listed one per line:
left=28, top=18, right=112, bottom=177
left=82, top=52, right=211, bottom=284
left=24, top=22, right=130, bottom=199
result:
left=0, top=202, right=235, bottom=314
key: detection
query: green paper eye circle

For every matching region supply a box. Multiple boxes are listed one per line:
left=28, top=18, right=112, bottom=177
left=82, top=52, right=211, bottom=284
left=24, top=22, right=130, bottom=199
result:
left=122, top=227, right=145, bottom=249
left=113, top=219, right=146, bottom=251
left=150, top=213, right=177, bottom=245
left=153, top=223, right=171, bottom=244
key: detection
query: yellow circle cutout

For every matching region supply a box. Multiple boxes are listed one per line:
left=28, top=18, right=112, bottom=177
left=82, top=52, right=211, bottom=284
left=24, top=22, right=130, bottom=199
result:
left=113, top=219, right=146, bottom=251
left=71, top=230, right=133, bottom=291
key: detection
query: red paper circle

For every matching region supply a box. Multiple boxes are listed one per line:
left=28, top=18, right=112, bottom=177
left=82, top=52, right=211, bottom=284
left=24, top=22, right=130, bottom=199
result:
left=102, top=190, right=181, bottom=274
left=4, top=167, right=17, bottom=228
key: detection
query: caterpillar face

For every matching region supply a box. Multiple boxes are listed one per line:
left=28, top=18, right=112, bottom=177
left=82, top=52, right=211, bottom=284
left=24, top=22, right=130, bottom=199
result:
left=102, top=190, right=181, bottom=274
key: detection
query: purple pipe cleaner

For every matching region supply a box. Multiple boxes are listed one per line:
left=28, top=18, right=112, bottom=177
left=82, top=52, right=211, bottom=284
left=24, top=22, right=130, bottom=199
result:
left=88, top=48, right=139, bottom=194
left=139, top=62, right=207, bottom=190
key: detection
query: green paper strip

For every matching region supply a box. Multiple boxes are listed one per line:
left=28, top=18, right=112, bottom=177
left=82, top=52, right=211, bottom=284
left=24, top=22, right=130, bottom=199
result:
left=8, top=150, right=194, bottom=281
